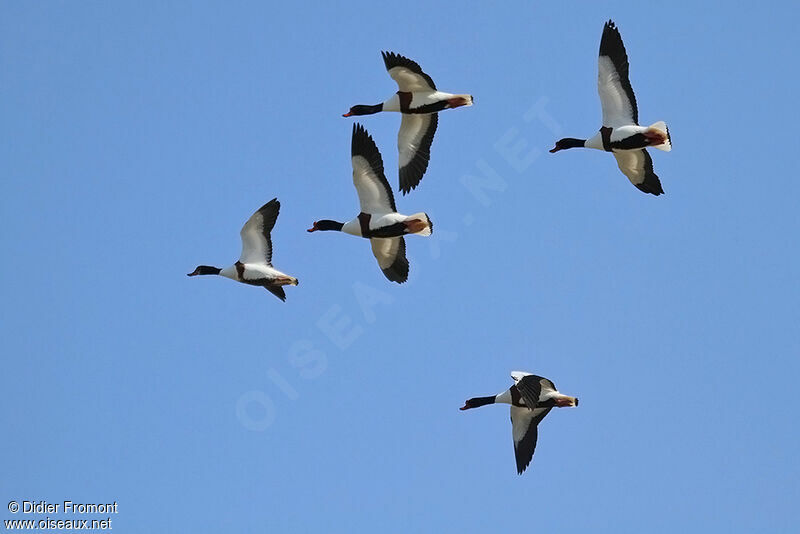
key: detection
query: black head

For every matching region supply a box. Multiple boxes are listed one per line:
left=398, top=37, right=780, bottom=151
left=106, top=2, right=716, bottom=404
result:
left=187, top=265, right=221, bottom=276
left=459, top=395, right=496, bottom=411
left=342, top=104, right=383, bottom=117
left=549, top=138, right=586, bottom=153
left=307, top=220, right=344, bottom=232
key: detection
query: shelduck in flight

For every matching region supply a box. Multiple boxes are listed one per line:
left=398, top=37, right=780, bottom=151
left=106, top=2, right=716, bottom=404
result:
left=343, top=51, right=473, bottom=195
left=460, top=371, right=579, bottom=474
left=550, top=20, right=671, bottom=195
left=188, top=198, right=298, bottom=301
left=308, top=123, right=433, bottom=284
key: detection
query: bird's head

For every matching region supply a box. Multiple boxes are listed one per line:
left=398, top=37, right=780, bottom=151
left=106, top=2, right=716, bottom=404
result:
left=342, top=104, right=383, bottom=117
left=307, top=220, right=343, bottom=232
left=187, top=265, right=221, bottom=276
left=549, top=138, right=586, bottom=153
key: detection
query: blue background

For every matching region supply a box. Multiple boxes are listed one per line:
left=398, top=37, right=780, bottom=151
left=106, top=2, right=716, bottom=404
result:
left=2, top=1, right=798, bottom=532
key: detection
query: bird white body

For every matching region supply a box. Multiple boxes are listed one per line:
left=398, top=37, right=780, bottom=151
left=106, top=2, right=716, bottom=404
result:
left=340, top=212, right=430, bottom=237
left=219, top=263, right=294, bottom=282
left=381, top=91, right=472, bottom=112
left=584, top=125, right=651, bottom=151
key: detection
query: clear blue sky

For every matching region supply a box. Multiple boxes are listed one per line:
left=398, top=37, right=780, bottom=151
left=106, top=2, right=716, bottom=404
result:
left=2, top=1, right=799, bottom=532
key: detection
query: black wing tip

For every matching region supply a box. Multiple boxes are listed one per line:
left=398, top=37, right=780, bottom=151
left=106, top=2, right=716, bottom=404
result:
left=352, top=123, right=381, bottom=163
left=515, top=455, right=531, bottom=475
left=602, top=19, right=620, bottom=38
left=351, top=122, right=376, bottom=155
left=399, top=168, right=424, bottom=195
left=637, top=186, right=665, bottom=196
left=254, top=198, right=281, bottom=230
left=635, top=179, right=665, bottom=195
left=259, top=197, right=280, bottom=211
left=382, top=253, right=409, bottom=283
left=637, top=150, right=665, bottom=195
left=382, top=265, right=409, bottom=284
left=351, top=122, right=386, bottom=175
left=352, top=121, right=367, bottom=139
left=599, top=19, right=626, bottom=55
left=266, top=285, right=287, bottom=301
left=381, top=50, right=410, bottom=69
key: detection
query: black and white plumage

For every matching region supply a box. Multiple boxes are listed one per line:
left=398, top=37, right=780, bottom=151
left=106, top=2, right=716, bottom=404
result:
left=343, top=51, right=473, bottom=195
left=460, top=371, right=579, bottom=475
left=550, top=20, right=671, bottom=195
left=307, top=123, right=432, bottom=284
left=188, top=198, right=299, bottom=301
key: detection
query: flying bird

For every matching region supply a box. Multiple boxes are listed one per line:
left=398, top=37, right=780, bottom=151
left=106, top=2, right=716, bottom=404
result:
left=550, top=20, right=671, bottom=195
left=188, top=198, right=298, bottom=301
left=343, top=51, right=473, bottom=194
left=307, top=123, right=433, bottom=284
left=460, top=371, right=579, bottom=474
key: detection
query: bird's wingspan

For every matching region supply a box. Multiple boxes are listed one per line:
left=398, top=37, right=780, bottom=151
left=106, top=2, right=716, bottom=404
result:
left=598, top=20, right=638, bottom=127
left=382, top=51, right=437, bottom=92
left=351, top=123, right=397, bottom=214
left=613, top=149, right=664, bottom=195
left=370, top=236, right=408, bottom=283
left=239, top=198, right=279, bottom=265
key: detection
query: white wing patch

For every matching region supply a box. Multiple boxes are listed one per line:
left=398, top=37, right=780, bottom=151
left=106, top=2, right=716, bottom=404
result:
left=370, top=237, right=401, bottom=270
left=511, top=406, right=535, bottom=444
left=369, top=237, right=408, bottom=283
left=388, top=67, right=435, bottom=93
left=352, top=155, right=395, bottom=215
left=598, top=56, right=637, bottom=128
left=613, top=150, right=647, bottom=186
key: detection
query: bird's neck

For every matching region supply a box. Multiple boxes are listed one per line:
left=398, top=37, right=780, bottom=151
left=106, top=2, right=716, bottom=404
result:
left=562, top=138, right=588, bottom=149
left=195, top=265, right=221, bottom=275
left=465, top=395, right=498, bottom=409
left=494, top=389, right=513, bottom=405
left=349, top=104, right=383, bottom=116
left=317, top=220, right=344, bottom=231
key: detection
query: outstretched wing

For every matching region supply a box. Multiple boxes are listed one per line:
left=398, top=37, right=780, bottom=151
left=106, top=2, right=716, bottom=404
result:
left=511, top=405, right=553, bottom=474
left=370, top=237, right=408, bottom=284
left=613, top=149, right=664, bottom=195
left=239, top=198, right=279, bottom=265
left=598, top=20, right=638, bottom=127
left=398, top=113, right=438, bottom=194
left=382, top=51, right=437, bottom=92
left=352, top=123, right=397, bottom=214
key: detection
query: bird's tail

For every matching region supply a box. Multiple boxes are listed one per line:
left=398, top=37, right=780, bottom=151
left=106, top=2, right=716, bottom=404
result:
left=447, top=95, right=474, bottom=109
left=405, top=213, right=433, bottom=236
left=647, top=121, right=672, bottom=151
